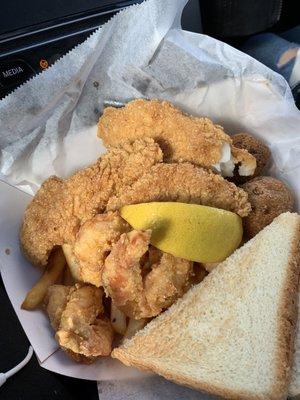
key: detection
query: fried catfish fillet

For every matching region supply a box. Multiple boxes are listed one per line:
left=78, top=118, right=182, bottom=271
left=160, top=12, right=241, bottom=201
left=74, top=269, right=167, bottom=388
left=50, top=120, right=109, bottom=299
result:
left=107, top=163, right=251, bottom=217
left=98, top=99, right=256, bottom=177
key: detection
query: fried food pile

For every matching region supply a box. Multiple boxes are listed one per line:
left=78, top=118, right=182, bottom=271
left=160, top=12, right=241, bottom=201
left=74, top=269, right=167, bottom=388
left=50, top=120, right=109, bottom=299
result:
left=20, top=99, right=294, bottom=363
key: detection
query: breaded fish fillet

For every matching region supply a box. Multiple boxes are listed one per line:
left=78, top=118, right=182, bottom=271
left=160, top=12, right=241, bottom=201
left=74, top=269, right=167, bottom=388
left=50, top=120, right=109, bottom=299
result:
left=107, top=163, right=251, bottom=217
left=98, top=99, right=256, bottom=177
left=20, top=138, right=163, bottom=266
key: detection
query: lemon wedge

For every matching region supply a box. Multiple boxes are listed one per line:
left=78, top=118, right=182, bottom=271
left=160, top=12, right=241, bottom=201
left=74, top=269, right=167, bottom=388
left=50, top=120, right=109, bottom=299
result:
left=120, top=202, right=242, bottom=263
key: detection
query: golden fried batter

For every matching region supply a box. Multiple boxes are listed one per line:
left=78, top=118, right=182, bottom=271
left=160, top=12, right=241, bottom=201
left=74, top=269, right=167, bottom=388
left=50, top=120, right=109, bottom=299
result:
left=98, top=99, right=256, bottom=177
left=20, top=138, right=163, bottom=266
left=70, top=161, right=251, bottom=287
left=66, top=138, right=163, bottom=223
left=20, top=177, right=77, bottom=266
left=241, top=176, right=294, bottom=238
left=231, top=133, right=271, bottom=183
left=45, top=284, right=113, bottom=363
left=45, top=285, right=71, bottom=331
left=73, top=212, right=129, bottom=287
left=21, top=136, right=251, bottom=268
left=107, top=163, right=251, bottom=217
left=102, top=230, right=193, bottom=319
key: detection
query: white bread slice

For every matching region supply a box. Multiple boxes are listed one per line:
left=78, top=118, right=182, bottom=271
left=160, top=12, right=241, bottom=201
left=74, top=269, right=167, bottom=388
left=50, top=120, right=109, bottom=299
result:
left=112, top=212, right=300, bottom=400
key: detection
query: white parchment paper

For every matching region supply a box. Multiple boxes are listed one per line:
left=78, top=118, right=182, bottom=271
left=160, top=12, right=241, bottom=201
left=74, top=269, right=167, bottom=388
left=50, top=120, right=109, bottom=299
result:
left=1, top=0, right=300, bottom=398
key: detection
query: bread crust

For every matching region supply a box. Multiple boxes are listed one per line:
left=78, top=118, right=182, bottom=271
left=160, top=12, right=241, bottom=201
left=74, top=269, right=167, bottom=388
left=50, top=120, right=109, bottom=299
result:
left=113, top=214, right=300, bottom=400
left=275, top=221, right=300, bottom=398
left=113, top=350, right=279, bottom=400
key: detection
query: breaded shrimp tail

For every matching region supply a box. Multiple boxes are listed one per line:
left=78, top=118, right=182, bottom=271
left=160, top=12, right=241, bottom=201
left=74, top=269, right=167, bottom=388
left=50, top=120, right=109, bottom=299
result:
left=98, top=99, right=256, bottom=177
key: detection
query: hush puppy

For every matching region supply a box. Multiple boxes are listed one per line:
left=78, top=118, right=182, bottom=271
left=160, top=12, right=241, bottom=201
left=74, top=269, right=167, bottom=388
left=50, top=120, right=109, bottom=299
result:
left=241, top=176, right=294, bottom=238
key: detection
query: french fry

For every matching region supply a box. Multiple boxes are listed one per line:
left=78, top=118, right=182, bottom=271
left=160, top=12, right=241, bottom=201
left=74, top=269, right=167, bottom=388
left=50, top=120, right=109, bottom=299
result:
left=110, top=303, right=127, bottom=335
left=124, top=317, right=147, bottom=339
left=62, top=244, right=80, bottom=281
left=21, top=247, right=66, bottom=310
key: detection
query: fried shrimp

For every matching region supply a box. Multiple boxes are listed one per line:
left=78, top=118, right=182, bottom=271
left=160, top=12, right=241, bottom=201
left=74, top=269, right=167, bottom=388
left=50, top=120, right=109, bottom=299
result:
left=73, top=212, right=129, bottom=287
left=107, top=163, right=251, bottom=218
left=45, top=285, right=71, bottom=331
left=20, top=138, right=163, bottom=266
left=45, top=284, right=114, bottom=363
left=102, top=230, right=193, bottom=319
